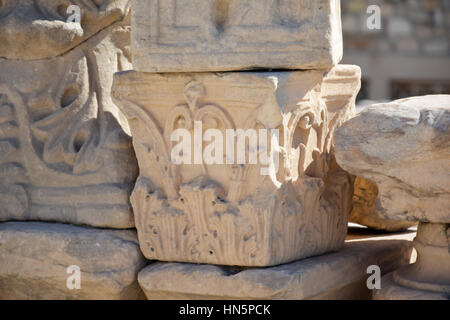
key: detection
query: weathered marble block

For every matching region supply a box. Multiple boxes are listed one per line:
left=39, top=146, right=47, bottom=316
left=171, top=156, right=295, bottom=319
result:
left=0, top=222, right=147, bottom=300
left=350, top=177, right=417, bottom=232
left=335, top=95, right=450, bottom=300
left=132, top=0, right=343, bottom=72
left=335, top=95, right=450, bottom=224
left=112, top=65, right=361, bottom=266
left=137, top=240, right=413, bottom=300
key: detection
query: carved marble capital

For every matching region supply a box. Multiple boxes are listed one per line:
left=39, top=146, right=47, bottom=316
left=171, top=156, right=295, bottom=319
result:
left=113, top=65, right=361, bottom=266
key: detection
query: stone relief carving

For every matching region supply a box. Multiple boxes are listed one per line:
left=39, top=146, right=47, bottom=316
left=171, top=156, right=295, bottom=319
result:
left=0, top=0, right=138, bottom=228
left=113, top=65, right=361, bottom=266
left=0, top=94, right=28, bottom=218
left=132, top=0, right=343, bottom=72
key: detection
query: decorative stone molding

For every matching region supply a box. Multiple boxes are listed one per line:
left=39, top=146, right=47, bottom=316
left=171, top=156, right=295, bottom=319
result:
left=132, top=0, right=343, bottom=72
left=112, top=64, right=361, bottom=266
left=335, top=95, right=450, bottom=299
left=0, top=0, right=132, bottom=60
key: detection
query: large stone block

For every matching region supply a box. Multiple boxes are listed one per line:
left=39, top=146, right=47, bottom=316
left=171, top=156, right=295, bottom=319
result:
left=335, top=95, right=450, bottom=224
left=112, top=65, right=361, bottom=266
left=0, top=4, right=138, bottom=228
left=350, top=177, right=417, bottom=232
left=334, top=95, right=450, bottom=300
left=0, top=0, right=131, bottom=60
left=0, top=222, right=147, bottom=300
left=137, top=240, right=413, bottom=300
left=132, top=0, right=343, bottom=72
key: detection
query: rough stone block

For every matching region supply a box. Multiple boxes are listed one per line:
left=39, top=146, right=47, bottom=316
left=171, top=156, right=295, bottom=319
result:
left=335, top=95, right=450, bottom=224
left=0, top=222, right=147, bottom=300
left=112, top=65, right=361, bottom=266
left=0, top=0, right=131, bottom=60
left=374, top=222, right=450, bottom=300
left=132, top=0, right=343, bottom=72
left=137, top=240, right=413, bottom=300
left=350, top=177, right=417, bottom=232
left=334, top=95, right=450, bottom=300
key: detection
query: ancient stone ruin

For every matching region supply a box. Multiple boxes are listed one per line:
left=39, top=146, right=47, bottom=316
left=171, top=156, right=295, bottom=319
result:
left=112, top=0, right=361, bottom=269
left=0, top=0, right=137, bottom=228
left=0, top=0, right=448, bottom=301
left=335, top=95, right=450, bottom=300
left=0, top=0, right=146, bottom=299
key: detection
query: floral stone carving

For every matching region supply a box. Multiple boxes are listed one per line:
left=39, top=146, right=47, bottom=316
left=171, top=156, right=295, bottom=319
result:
left=0, top=1, right=138, bottom=228
left=112, top=65, right=361, bottom=266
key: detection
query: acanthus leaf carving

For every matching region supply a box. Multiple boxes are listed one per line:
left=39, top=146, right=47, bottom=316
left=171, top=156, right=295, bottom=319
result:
left=112, top=66, right=361, bottom=266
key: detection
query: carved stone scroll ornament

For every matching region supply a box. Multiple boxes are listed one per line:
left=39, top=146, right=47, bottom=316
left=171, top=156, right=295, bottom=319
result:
left=113, top=65, right=361, bottom=266
left=132, top=0, right=343, bottom=72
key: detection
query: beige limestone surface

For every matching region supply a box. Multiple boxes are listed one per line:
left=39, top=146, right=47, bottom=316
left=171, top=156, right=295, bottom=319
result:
left=373, top=272, right=448, bottom=300
left=0, top=0, right=132, bottom=60
left=132, top=0, right=343, bottom=72
left=137, top=239, right=413, bottom=300
left=0, top=4, right=138, bottom=228
left=346, top=223, right=417, bottom=244
left=334, top=95, right=450, bottom=300
left=0, top=222, right=147, bottom=300
left=112, top=65, right=361, bottom=267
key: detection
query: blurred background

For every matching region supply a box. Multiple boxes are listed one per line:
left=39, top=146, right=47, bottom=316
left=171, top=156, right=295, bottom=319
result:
left=341, top=0, right=450, bottom=104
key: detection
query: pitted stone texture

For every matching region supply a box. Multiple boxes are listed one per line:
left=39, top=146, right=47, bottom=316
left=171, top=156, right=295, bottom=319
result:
left=132, top=0, right=343, bottom=72
left=113, top=65, right=361, bottom=266
left=0, top=0, right=131, bottom=60
left=0, top=13, right=138, bottom=228
left=0, top=222, right=147, bottom=300
left=138, top=240, right=413, bottom=300
left=335, top=95, right=450, bottom=224
left=350, top=177, right=417, bottom=232
left=373, top=272, right=449, bottom=300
